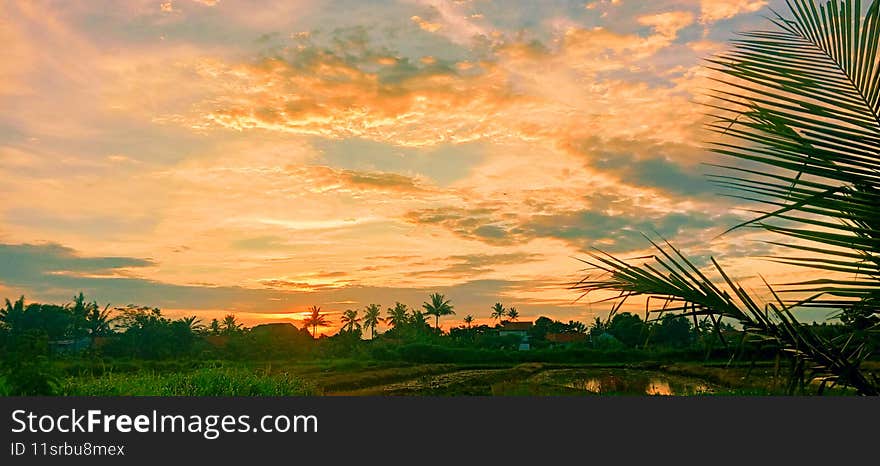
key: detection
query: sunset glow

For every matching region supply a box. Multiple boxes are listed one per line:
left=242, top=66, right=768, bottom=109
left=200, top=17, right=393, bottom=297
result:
left=2, top=0, right=810, bottom=332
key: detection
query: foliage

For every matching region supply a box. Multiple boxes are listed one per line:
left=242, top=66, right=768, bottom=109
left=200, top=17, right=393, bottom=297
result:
left=0, top=330, right=59, bottom=395
left=302, top=306, right=329, bottom=338
left=490, top=302, right=506, bottom=322
left=103, top=305, right=199, bottom=359
left=385, top=302, right=409, bottom=328
left=362, top=304, right=383, bottom=339
left=573, top=0, right=880, bottom=395
left=59, top=367, right=315, bottom=396
left=422, top=293, right=455, bottom=329
left=340, top=309, right=362, bottom=333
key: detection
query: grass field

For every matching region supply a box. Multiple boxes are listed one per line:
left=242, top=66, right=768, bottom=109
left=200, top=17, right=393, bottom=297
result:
left=5, top=358, right=868, bottom=396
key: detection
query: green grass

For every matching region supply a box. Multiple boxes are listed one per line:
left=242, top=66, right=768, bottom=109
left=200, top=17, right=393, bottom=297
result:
left=58, top=367, right=316, bottom=396
left=10, top=357, right=874, bottom=396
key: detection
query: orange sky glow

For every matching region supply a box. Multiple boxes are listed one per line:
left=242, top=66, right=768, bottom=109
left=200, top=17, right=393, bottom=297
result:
left=3, top=0, right=825, bottom=334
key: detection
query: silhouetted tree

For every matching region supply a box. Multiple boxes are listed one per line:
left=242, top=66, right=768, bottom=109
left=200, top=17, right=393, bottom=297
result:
left=507, top=307, right=519, bottom=321
left=589, top=317, right=607, bottom=340
left=422, top=293, right=455, bottom=330
left=222, top=314, right=242, bottom=335
left=463, top=315, right=474, bottom=328
left=490, top=302, right=506, bottom=323
left=566, top=320, right=587, bottom=334
left=363, top=304, right=383, bottom=339
left=109, top=305, right=196, bottom=358
left=607, top=313, right=645, bottom=348
left=649, top=314, right=693, bottom=348
left=385, top=302, right=409, bottom=328
left=180, top=316, right=205, bottom=334
left=340, top=309, right=361, bottom=333
left=208, top=318, right=221, bottom=335
left=303, top=306, right=329, bottom=338
left=410, top=310, right=429, bottom=328
left=1, top=296, right=25, bottom=331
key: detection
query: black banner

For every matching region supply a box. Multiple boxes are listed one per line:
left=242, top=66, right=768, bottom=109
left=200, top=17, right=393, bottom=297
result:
left=1, top=397, right=877, bottom=464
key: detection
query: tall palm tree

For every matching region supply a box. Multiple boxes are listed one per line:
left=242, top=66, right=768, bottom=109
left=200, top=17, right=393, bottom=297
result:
left=422, top=293, right=455, bottom=330
left=303, top=305, right=329, bottom=338
left=208, top=318, right=221, bottom=335
left=507, top=307, right=519, bottom=322
left=180, top=316, right=205, bottom=334
left=386, top=302, right=410, bottom=328
left=573, top=0, right=880, bottom=394
left=340, top=309, right=361, bottom=333
left=70, top=292, right=91, bottom=335
left=222, top=314, right=242, bottom=335
left=463, top=314, right=474, bottom=328
left=1, top=296, right=25, bottom=330
left=490, top=302, right=506, bottom=323
left=362, top=304, right=383, bottom=339
left=410, top=310, right=429, bottom=328
left=85, top=304, right=114, bottom=337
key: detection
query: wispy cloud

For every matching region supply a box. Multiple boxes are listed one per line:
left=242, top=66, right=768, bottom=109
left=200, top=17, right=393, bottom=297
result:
left=0, top=0, right=802, bottom=325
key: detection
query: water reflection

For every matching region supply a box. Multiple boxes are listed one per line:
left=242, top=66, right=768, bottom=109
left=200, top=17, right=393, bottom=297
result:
left=560, top=371, right=710, bottom=395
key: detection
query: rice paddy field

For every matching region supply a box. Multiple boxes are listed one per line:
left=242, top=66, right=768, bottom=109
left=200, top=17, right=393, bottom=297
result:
left=8, top=359, right=871, bottom=396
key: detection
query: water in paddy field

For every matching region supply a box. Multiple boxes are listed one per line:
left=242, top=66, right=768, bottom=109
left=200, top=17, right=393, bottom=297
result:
left=551, top=369, right=712, bottom=395
left=330, top=365, right=717, bottom=396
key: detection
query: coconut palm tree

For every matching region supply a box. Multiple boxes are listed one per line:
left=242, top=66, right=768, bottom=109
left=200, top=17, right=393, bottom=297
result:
left=70, top=292, right=92, bottom=335
left=422, top=293, right=455, bottom=330
left=85, top=303, right=115, bottom=337
left=1, top=296, right=25, bottom=330
left=340, top=309, right=361, bottom=333
left=221, top=314, right=242, bottom=335
left=303, top=306, right=329, bottom=338
left=180, top=316, right=205, bottom=334
left=463, top=314, right=474, bottom=328
left=362, top=304, right=383, bottom=339
left=507, top=307, right=519, bottom=322
left=208, top=318, right=221, bottom=335
left=573, top=0, right=880, bottom=395
left=490, top=302, right=506, bottom=323
left=386, top=302, right=410, bottom=328
left=410, top=310, right=429, bottom=328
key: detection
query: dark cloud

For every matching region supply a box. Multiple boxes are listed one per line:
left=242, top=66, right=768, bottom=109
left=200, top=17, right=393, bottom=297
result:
left=566, top=137, right=718, bottom=197
left=0, top=242, right=155, bottom=280
left=404, top=206, right=743, bottom=253
left=411, top=252, right=542, bottom=278
left=343, top=170, right=423, bottom=191
left=404, top=207, right=515, bottom=243
left=0, top=242, right=554, bottom=319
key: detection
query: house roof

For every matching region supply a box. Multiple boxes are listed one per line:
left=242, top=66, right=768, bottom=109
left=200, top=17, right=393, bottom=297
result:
left=500, top=321, right=533, bottom=331
left=251, top=322, right=299, bottom=334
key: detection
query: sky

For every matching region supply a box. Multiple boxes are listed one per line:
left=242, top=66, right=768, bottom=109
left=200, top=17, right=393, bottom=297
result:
left=1, top=0, right=809, bottom=332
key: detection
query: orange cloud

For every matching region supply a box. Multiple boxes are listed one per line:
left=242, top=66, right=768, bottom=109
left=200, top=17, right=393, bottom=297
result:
left=699, top=0, right=767, bottom=24
left=192, top=53, right=526, bottom=147
left=411, top=15, right=442, bottom=32
left=183, top=17, right=710, bottom=151
left=637, top=11, right=695, bottom=40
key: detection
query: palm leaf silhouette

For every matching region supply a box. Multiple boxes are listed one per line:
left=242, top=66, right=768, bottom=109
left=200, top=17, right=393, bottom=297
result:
left=574, top=0, right=880, bottom=395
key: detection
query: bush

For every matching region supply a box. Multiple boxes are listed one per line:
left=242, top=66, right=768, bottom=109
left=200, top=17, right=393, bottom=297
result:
left=59, top=368, right=316, bottom=396
left=0, top=330, right=60, bottom=395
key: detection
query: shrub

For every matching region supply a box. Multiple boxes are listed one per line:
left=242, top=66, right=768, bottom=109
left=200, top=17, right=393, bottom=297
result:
left=59, top=367, right=316, bottom=396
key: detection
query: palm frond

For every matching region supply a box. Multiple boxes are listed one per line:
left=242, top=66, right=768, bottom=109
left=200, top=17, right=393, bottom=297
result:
left=573, top=240, right=879, bottom=394
left=573, top=0, right=880, bottom=394
left=706, top=0, right=880, bottom=304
